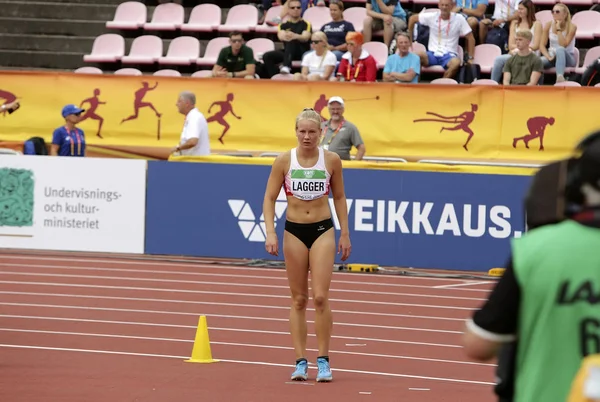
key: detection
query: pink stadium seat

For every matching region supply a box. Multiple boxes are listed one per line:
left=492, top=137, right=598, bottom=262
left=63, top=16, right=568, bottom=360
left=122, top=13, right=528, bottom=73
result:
left=271, top=73, right=295, bottom=80
left=472, top=78, right=499, bottom=85
left=106, top=1, right=147, bottom=30
left=534, top=10, right=552, bottom=27
left=431, top=77, right=458, bottom=84
left=255, top=6, right=285, bottom=34
left=158, top=36, right=200, bottom=65
left=121, top=35, right=163, bottom=64
left=144, top=3, right=184, bottom=31
left=362, top=41, right=388, bottom=69
left=114, top=68, right=142, bottom=76
left=74, top=66, right=103, bottom=74
left=343, top=7, right=366, bottom=33
left=217, top=4, right=259, bottom=33
left=153, top=69, right=181, bottom=77
left=246, top=38, right=275, bottom=61
left=473, top=43, right=502, bottom=74
left=561, top=0, right=594, bottom=6
left=572, top=10, right=600, bottom=40
left=181, top=4, right=222, bottom=32
left=196, top=37, right=230, bottom=66
left=83, top=34, right=125, bottom=63
left=191, top=70, right=213, bottom=78
left=576, top=46, right=600, bottom=74
left=544, top=47, right=580, bottom=74
left=302, top=6, right=331, bottom=32
left=554, top=81, right=581, bottom=86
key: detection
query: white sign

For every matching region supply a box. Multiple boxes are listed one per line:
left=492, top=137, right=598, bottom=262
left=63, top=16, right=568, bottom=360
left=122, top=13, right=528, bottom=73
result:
left=0, top=155, right=147, bottom=254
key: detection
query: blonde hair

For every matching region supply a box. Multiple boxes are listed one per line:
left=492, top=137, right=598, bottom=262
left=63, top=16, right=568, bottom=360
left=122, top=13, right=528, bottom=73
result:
left=553, top=3, right=572, bottom=28
left=295, top=108, right=322, bottom=129
left=311, top=31, right=329, bottom=46
left=516, top=29, right=533, bottom=41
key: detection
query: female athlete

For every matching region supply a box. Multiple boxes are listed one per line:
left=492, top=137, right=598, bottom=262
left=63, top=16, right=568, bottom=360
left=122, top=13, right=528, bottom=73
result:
left=262, top=107, right=351, bottom=383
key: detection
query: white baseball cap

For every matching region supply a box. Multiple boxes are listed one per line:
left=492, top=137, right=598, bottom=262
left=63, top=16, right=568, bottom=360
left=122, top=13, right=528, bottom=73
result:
left=328, top=96, right=344, bottom=105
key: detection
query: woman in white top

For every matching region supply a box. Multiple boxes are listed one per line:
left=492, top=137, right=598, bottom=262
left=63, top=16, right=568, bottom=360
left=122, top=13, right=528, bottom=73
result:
left=263, top=108, right=351, bottom=383
left=294, top=31, right=338, bottom=81
left=539, top=3, right=577, bottom=83
left=490, top=0, right=542, bottom=83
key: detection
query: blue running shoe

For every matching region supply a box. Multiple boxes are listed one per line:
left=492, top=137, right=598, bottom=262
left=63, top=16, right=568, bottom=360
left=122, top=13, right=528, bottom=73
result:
left=291, top=359, right=308, bottom=381
left=316, top=357, right=333, bottom=382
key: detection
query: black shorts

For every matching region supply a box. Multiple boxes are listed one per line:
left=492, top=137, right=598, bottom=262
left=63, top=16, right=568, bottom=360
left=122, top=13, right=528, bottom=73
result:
left=285, top=218, right=334, bottom=249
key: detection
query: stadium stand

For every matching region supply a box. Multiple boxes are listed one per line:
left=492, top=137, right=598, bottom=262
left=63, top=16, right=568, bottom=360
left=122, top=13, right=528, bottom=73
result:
left=0, top=0, right=598, bottom=82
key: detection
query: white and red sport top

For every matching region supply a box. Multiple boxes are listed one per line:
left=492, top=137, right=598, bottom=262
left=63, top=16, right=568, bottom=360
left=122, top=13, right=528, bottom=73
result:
left=283, top=147, right=331, bottom=201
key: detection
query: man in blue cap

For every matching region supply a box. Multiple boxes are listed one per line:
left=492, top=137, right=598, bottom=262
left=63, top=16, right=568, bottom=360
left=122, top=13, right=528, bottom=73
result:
left=50, top=104, right=86, bottom=157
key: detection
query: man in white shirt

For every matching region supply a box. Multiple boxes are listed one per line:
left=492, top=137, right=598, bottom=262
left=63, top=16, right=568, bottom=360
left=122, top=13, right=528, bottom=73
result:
left=408, top=0, right=476, bottom=79
left=171, top=91, right=210, bottom=156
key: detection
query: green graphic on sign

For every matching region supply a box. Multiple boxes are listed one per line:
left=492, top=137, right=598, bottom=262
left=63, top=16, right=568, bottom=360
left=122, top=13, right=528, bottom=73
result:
left=0, top=168, right=34, bottom=227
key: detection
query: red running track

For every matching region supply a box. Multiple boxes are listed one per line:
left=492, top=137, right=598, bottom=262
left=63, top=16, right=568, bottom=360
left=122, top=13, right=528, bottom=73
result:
left=0, top=252, right=498, bottom=402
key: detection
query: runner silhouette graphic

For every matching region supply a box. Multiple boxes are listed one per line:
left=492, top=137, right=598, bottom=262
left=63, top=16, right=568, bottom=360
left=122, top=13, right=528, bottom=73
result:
left=207, top=93, right=241, bottom=145
left=413, top=104, right=478, bottom=151
left=79, top=89, right=106, bottom=139
left=512, top=116, right=555, bottom=151
left=121, top=82, right=162, bottom=124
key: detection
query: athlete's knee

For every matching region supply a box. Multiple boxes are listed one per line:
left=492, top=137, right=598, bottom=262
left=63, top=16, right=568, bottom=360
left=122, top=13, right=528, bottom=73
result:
left=291, top=294, right=309, bottom=311
left=313, top=294, right=328, bottom=311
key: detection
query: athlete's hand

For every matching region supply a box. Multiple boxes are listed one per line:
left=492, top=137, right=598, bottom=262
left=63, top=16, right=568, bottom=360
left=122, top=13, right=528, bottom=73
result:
left=338, top=233, right=351, bottom=261
left=265, top=233, right=279, bottom=257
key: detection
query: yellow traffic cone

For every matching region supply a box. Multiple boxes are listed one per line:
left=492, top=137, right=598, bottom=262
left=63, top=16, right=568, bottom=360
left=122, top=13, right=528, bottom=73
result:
left=184, top=315, right=219, bottom=364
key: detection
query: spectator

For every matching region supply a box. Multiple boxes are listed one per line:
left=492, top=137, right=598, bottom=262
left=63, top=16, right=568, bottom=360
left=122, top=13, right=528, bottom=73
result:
left=479, top=0, right=520, bottom=46
left=321, top=0, right=355, bottom=61
left=51, top=104, right=86, bottom=157
left=266, top=0, right=325, bottom=27
left=363, top=0, right=408, bottom=48
left=212, top=31, right=256, bottom=79
left=539, top=3, right=577, bottom=84
left=171, top=91, right=210, bottom=157
left=320, top=96, right=365, bottom=161
left=335, top=32, right=378, bottom=82
left=502, top=30, right=543, bottom=85
left=462, top=134, right=600, bottom=402
left=452, top=0, right=488, bottom=43
left=261, top=0, right=312, bottom=77
left=490, top=0, right=542, bottom=83
left=382, top=32, right=421, bottom=83
left=295, top=32, right=338, bottom=81
left=408, top=0, right=476, bottom=79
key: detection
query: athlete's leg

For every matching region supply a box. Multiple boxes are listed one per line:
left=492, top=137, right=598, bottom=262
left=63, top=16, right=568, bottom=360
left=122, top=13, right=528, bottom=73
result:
left=308, top=227, right=336, bottom=382
left=283, top=229, right=310, bottom=379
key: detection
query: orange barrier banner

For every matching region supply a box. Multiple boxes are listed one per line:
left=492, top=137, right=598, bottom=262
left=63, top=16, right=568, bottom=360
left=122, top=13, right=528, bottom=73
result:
left=0, top=71, right=598, bottom=162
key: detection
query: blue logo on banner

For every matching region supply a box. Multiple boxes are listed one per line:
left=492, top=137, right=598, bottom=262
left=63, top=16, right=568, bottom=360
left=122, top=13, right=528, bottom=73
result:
left=145, top=161, right=532, bottom=272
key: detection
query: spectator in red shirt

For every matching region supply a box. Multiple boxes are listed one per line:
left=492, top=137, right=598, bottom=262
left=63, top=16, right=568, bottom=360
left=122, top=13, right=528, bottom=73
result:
left=334, top=32, right=378, bottom=82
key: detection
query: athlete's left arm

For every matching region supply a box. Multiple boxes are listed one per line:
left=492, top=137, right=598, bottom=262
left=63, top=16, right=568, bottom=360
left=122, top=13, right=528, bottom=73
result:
left=328, top=152, right=351, bottom=260
left=462, top=259, right=520, bottom=361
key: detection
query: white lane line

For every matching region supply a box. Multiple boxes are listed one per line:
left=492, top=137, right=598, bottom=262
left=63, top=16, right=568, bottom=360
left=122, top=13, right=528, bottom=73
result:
left=0, top=302, right=463, bottom=334
left=0, top=328, right=493, bottom=366
left=0, top=270, right=486, bottom=301
left=433, top=281, right=493, bottom=289
left=0, top=291, right=467, bottom=322
left=0, top=314, right=463, bottom=349
left=0, top=281, right=476, bottom=310
left=0, top=344, right=495, bottom=385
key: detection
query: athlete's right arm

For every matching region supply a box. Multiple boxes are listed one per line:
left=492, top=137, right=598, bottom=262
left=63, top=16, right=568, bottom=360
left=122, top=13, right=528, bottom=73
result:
left=263, top=153, right=287, bottom=256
